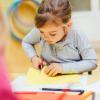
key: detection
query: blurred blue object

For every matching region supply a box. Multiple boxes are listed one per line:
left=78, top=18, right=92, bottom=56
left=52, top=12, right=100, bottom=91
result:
left=8, top=0, right=39, bottom=42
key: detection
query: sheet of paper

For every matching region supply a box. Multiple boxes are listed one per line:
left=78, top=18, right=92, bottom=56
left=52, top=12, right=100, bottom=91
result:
left=12, top=75, right=88, bottom=92
left=26, top=67, right=81, bottom=85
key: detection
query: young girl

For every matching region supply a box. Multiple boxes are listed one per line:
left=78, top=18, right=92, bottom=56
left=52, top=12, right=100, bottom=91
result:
left=22, top=0, right=97, bottom=77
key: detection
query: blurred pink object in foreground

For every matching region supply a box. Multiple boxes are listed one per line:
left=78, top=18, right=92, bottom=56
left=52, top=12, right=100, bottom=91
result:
left=0, top=5, right=17, bottom=100
left=0, top=54, right=16, bottom=100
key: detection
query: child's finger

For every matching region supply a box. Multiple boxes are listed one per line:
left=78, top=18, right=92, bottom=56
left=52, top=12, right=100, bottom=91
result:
left=52, top=71, right=58, bottom=76
left=44, top=66, right=53, bottom=74
left=32, top=65, right=40, bottom=70
left=47, top=68, right=56, bottom=76
left=41, top=66, right=46, bottom=72
left=42, top=61, right=47, bottom=66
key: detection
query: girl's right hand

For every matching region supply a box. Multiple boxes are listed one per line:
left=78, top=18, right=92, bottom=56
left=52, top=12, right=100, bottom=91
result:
left=31, top=56, right=46, bottom=70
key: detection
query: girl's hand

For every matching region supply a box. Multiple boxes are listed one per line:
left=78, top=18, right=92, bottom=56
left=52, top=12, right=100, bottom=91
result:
left=43, top=63, right=63, bottom=77
left=31, top=56, right=46, bottom=70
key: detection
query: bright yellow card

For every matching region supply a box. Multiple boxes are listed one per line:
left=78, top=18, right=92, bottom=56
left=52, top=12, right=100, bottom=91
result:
left=26, top=67, right=81, bottom=85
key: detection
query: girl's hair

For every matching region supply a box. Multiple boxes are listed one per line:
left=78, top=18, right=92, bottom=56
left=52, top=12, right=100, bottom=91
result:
left=35, top=0, right=72, bottom=28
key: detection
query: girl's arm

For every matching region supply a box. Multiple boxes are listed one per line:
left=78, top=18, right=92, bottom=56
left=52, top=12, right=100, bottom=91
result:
left=22, top=27, right=41, bottom=59
left=62, top=32, right=97, bottom=74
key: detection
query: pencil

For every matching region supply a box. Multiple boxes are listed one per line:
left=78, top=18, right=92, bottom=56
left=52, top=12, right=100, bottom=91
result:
left=42, top=88, right=84, bottom=94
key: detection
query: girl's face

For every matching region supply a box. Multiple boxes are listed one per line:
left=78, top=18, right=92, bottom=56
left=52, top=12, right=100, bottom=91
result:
left=39, top=20, right=72, bottom=44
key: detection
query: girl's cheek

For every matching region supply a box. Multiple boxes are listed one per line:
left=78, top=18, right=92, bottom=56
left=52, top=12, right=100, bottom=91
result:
left=57, top=34, right=63, bottom=40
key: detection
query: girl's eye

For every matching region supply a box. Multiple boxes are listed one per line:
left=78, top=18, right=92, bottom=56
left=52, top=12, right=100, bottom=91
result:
left=40, top=31, right=44, bottom=34
left=50, top=34, right=56, bottom=36
left=49, top=33, right=56, bottom=36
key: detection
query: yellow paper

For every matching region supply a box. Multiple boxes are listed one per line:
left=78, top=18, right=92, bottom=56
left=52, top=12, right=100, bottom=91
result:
left=26, top=67, right=81, bottom=85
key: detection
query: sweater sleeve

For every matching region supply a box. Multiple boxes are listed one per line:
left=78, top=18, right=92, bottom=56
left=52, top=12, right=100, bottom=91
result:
left=22, top=27, right=41, bottom=59
left=62, top=32, right=97, bottom=74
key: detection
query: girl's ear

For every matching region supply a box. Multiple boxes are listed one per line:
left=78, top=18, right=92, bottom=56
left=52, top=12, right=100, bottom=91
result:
left=63, top=20, right=72, bottom=32
left=63, top=20, right=72, bottom=28
left=67, top=19, right=72, bottom=28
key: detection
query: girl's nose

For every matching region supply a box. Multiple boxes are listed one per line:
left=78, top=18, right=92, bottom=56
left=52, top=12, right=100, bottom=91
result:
left=44, top=33, right=50, bottom=39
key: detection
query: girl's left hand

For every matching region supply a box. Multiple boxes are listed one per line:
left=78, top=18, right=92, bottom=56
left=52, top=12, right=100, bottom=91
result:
left=43, top=63, right=63, bottom=77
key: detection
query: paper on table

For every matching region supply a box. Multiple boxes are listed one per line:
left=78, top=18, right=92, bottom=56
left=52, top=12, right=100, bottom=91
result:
left=26, top=67, right=81, bottom=85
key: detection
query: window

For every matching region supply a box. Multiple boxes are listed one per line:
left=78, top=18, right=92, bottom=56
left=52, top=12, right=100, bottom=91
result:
left=99, top=0, right=100, bottom=9
left=70, top=0, right=91, bottom=11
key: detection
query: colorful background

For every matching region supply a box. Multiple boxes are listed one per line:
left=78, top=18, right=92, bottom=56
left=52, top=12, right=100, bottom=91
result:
left=0, top=0, right=42, bottom=78
left=0, top=0, right=100, bottom=99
